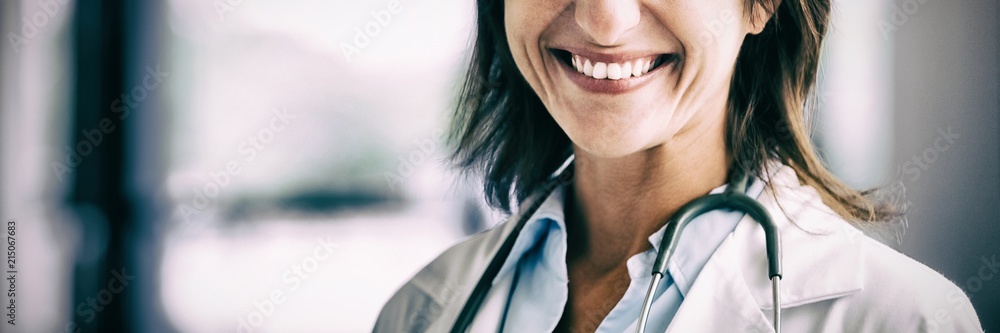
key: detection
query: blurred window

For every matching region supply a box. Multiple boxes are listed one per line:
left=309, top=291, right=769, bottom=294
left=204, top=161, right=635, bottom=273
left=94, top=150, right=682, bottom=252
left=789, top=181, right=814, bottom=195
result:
left=160, top=0, right=478, bottom=331
left=0, top=1, right=76, bottom=332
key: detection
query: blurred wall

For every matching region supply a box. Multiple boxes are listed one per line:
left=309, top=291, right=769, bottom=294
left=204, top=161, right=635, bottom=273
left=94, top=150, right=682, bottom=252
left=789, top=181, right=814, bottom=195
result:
left=890, top=0, right=999, bottom=330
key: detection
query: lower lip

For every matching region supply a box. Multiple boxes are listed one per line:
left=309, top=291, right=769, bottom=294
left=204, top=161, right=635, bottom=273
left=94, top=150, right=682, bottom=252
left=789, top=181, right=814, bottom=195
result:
left=557, top=56, right=672, bottom=94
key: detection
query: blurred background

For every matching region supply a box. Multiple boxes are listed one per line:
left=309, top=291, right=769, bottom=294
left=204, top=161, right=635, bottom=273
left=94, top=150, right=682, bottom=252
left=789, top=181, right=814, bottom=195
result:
left=0, top=0, right=996, bottom=332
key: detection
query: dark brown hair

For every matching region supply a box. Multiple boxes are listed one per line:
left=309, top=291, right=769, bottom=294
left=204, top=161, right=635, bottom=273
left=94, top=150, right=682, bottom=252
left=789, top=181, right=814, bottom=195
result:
left=450, top=0, right=897, bottom=223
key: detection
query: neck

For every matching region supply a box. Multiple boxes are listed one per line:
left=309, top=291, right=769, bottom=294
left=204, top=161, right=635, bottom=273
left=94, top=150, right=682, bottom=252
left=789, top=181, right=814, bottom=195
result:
left=564, top=113, right=730, bottom=275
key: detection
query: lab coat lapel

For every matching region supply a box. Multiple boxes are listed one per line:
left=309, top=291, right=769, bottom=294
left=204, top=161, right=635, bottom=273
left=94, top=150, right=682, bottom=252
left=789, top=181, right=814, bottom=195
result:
left=425, top=186, right=552, bottom=333
left=734, top=166, right=865, bottom=310
left=424, top=216, right=519, bottom=333
left=665, top=232, right=775, bottom=333
left=465, top=273, right=513, bottom=333
left=667, top=166, right=866, bottom=332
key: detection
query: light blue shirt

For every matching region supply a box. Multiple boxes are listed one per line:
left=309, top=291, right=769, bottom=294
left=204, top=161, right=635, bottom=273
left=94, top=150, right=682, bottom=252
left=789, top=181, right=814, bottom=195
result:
left=492, top=179, right=765, bottom=332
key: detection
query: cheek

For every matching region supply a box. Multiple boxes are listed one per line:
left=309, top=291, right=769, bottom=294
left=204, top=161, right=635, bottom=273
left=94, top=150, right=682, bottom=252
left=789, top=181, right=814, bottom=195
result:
left=678, top=6, right=747, bottom=73
left=692, top=11, right=744, bottom=51
left=650, top=0, right=745, bottom=64
left=661, top=5, right=748, bottom=115
left=504, top=1, right=560, bottom=98
left=504, top=0, right=585, bottom=143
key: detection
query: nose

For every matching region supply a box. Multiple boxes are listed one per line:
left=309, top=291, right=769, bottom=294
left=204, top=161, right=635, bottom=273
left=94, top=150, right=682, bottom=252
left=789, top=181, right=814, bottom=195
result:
left=574, top=0, right=641, bottom=46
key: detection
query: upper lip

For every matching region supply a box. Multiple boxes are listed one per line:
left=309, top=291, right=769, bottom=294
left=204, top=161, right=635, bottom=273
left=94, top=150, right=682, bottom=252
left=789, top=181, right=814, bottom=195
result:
left=548, top=46, right=674, bottom=63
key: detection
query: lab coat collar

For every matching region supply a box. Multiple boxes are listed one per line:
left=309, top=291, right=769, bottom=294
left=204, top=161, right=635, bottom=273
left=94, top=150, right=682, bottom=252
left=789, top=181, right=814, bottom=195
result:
left=733, top=165, right=865, bottom=310
left=432, top=164, right=866, bottom=332
left=666, top=165, right=866, bottom=331
left=644, top=176, right=767, bottom=297
left=424, top=180, right=566, bottom=333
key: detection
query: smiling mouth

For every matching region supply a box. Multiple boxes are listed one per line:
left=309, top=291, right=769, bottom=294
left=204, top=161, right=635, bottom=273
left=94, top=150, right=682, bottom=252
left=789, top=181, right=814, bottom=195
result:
left=550, top=49, right=677, bottom=80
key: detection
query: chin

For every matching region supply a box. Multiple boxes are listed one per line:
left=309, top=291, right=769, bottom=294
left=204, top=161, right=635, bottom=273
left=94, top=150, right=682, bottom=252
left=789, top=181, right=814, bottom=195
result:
left=565, top=124, right=660, bottom=159
left=554, top=102, right=671, bottom=159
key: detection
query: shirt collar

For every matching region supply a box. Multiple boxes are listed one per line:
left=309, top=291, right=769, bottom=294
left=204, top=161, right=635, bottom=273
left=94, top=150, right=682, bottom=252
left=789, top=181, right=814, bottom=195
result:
left=492, top=175, right=766, bottom=296
left=493, top=184, right=568, bottom=283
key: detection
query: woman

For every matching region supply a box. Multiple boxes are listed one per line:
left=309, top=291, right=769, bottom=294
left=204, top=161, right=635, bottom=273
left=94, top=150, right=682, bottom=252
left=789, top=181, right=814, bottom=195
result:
left=376, top=0, right=984, bottom=331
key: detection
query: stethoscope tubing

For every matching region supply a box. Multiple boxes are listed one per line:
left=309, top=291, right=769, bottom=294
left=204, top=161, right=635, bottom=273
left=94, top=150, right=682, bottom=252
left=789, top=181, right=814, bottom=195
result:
left=449, top=174, right=565, bottom=333
left=635, top=175, right=782, bottom=333
left=451, top=167, right=783, bottom=333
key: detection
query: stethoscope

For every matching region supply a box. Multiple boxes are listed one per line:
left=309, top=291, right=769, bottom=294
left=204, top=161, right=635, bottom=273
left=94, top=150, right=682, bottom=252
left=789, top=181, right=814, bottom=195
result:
left=451, top=162, right=783, bottom=333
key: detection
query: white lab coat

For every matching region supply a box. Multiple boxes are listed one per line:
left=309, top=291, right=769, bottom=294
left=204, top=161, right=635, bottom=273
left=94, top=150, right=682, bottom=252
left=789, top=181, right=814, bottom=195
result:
left=374, top=166, right=984, bottom=332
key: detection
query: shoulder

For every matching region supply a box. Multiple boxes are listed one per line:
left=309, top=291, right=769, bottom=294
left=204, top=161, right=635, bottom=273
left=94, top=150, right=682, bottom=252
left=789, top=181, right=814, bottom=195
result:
left=761, top=165, right=983, bottom=331
left=374, top=179, right=563, bottom=332
left=373, top=221, right=512, bottom=332
left=844, top=234, right=984, bottom=332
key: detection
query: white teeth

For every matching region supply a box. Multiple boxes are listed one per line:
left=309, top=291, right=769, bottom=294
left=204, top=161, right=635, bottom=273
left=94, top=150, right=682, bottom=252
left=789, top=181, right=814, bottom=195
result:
left=569, top=53, right=659, bottom=80
left=593, top=62, right=608, bottom=79
left=607, top=63, right=622, bottom=80
left=633, top=59, right=644, bottom=77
